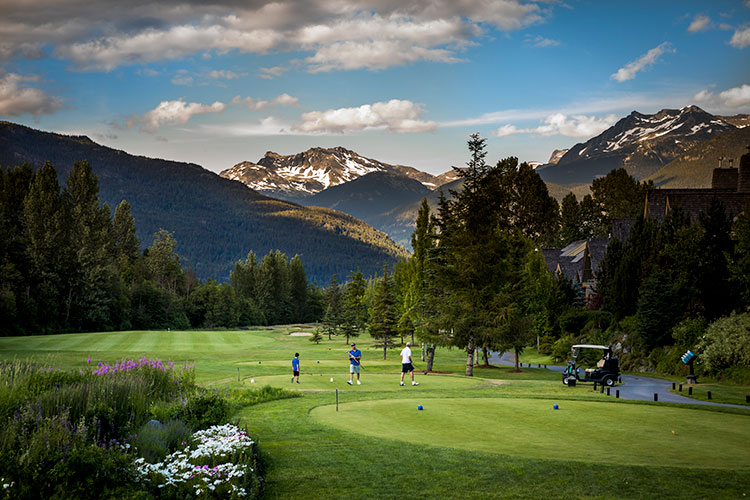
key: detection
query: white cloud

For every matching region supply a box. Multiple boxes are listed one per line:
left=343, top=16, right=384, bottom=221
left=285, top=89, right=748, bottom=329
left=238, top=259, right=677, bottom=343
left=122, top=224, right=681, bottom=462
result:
left=493, top=124, right=520, bottom=137
left=231, top=93, right=299, bottom=110
left=611, top=42, right=674, bottom=82
left=719, top=84, right=750, bottom=107
left=693, top=83, right=750, bottom=109
left=305, top=39, right=463, bottom=72
left=0, top=73, right=64, bottom=116
left=293, top=99, right=436, bottom=133
left=56, top=24, right=283, bottom=71
left=1, top=1, right=551, bottom=72
left=729, top=27, right=750, bottom=48
left=199, top=116, right=292, bottom=137
left=492, top=113, right=618, bottom=138
left=524, top=35, right=560, bottom=48
left=687, top=14, right=711, bottom=33
left=136, top=99, right=226, bottom=132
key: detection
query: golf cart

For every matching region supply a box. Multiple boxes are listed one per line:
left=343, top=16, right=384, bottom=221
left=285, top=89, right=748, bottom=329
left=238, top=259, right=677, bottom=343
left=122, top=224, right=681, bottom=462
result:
left=562, top=344, right=619, bottom=387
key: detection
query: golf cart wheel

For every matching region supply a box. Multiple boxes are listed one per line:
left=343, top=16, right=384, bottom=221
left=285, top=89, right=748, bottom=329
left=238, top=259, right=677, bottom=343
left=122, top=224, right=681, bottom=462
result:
left=562, top=376, right=569, bottom=386
left=604, top=376, right=615, bottom=387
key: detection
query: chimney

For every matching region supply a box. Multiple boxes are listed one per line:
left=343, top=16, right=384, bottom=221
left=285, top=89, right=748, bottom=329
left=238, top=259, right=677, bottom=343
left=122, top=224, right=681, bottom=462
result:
left=711, top=156, right=738, bottom=190
left=740, top=145, right=750, bottom=193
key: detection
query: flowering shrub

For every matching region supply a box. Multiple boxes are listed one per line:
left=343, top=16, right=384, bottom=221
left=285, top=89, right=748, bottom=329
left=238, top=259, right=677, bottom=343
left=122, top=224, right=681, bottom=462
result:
left=136, top=424, right=261, bottom=499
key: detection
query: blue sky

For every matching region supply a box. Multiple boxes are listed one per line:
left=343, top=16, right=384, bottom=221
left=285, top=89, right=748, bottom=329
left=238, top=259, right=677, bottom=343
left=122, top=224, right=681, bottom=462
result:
left=1, top=0, right=749, bottom=176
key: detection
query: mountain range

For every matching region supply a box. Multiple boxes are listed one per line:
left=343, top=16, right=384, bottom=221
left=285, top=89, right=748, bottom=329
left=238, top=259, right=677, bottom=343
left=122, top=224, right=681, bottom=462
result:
left=538, top=106, right=747, bottom=185
left=0, top=122, right=407, bottom=283
left=220, top=146, right=457, bottom=202
left=3, top=104, right=746, bottom=277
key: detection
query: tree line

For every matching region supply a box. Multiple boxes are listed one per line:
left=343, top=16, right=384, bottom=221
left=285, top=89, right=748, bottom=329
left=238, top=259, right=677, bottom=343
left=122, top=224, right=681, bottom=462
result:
left=0, top=161, right=325, bottom=335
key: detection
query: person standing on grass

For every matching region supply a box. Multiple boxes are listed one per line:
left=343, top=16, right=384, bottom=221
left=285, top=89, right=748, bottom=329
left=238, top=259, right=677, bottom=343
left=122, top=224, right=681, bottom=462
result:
left=400, top=342, right=419, bottom=386
left=291, top=353, right=300, bottom=384
left=347, top=343, right=362, bottom=385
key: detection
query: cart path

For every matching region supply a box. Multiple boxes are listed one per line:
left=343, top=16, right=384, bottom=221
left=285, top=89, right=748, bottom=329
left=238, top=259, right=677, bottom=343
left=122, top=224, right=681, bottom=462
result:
left=491, top=352, right=750, bottom=410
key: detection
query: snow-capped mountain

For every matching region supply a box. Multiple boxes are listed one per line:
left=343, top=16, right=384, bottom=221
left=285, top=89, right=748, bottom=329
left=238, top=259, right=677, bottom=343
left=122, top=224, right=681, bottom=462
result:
left=221, top=146, right=442, bottom=201
left=538, top=106, right=739, bottom=184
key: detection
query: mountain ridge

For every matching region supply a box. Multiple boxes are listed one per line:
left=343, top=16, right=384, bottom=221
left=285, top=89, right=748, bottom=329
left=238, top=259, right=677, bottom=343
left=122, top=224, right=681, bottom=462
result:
left=220, top=146, right=452, bottom=201
left=538, top=106, right=742, bottom=185
left=0, top=121, right=407, bottom=283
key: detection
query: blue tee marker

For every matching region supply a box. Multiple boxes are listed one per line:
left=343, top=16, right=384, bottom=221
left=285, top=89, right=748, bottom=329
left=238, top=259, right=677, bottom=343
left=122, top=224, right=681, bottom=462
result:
left=553, top=404, right=559, bottom=410
left=417, top=405, right=423, bottom=411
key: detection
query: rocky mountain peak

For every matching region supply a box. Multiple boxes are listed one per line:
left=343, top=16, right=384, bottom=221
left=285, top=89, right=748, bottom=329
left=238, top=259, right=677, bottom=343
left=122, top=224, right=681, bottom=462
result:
left=539, top=105, right=738, bottom=184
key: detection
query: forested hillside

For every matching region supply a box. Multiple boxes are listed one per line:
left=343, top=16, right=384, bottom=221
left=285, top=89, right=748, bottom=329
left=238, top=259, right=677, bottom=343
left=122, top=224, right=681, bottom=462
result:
left=0, top=122, right=406, bottom=283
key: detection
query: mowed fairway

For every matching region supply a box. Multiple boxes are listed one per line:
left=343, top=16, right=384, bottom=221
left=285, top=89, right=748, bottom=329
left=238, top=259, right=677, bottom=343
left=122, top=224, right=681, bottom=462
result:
left=3, top=327, right=750, bottom=498
left=312, top=398, right=750, bottom=468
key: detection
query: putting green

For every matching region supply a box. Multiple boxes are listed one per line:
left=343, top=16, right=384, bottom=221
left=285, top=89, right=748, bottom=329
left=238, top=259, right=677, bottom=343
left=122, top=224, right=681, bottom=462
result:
left=239, top=373, right=490, bottom=392
left=312, top=398, right=750, bottom=469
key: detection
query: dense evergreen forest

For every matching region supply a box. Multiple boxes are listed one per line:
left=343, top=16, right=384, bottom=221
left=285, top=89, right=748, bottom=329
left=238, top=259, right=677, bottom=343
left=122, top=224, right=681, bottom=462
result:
left=0, top=161, right=325, bottom=335
left=0, top=121, right=406, bottom=283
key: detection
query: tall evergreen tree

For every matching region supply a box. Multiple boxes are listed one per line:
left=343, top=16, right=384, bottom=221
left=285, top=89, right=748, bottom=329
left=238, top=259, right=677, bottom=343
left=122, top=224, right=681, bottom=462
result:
left=340, top=269, right=367, bottom=344
left=257, top=251, right=292, bottom=324
left=322, top=274, right=342, bottom=340
left=23, top=162, right=73, bottom=331
left=146, top=229, right=185, bottom=295
left=65, top=161, right=120, bottom=331
left=558, top=192, right=583, bottom=244
left=368, top=266, right=398, bottom=359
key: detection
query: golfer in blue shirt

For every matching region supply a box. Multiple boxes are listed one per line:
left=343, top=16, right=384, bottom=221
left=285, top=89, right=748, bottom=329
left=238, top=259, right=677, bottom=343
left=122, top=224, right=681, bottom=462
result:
left=347, top=343, right=361, bottom=385
left=291, top=353, right=300, bottom=384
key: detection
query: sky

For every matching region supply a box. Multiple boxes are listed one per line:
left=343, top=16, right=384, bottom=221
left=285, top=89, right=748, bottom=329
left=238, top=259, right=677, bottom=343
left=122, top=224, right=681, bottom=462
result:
left=1, top=0, right=750, bottom=176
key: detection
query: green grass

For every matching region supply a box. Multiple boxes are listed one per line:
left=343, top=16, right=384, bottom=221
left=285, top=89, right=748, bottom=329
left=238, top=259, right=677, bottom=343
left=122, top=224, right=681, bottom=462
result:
left=312, top=397, right=750, bottom=468
left=670, top=382, right=750, bottom=407
left=2, top=327, right=750, bottom=499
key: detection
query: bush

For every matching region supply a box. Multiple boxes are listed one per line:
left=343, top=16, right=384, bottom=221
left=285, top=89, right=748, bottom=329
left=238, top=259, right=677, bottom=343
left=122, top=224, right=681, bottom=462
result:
left=551, top=335, right=574, bottom=362
left=134, top=420, right=192, bottom=463
left=672, top=317, right=708, bottom=349
left=175, top=390, right=231, bottom=430
left=698, top=312, right=750, bottom=374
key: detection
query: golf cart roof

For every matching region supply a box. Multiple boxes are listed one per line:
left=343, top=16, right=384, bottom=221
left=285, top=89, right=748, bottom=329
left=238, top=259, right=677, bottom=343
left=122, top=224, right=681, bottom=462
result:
left=571, top=344, right=610, bottom=350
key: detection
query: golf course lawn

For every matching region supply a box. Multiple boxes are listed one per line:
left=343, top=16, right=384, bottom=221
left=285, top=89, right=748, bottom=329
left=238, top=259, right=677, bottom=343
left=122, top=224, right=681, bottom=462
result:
left=2, top=327, right=750, bottom=499
left=312, top=397, right=750, bottom=468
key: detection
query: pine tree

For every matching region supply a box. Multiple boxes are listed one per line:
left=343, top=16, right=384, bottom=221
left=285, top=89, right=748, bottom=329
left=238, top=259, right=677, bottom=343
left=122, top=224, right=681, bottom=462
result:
left=340, top=269, right=367, bottom=344
left=558, top=193, right=582, bottom=244
left=65, top=161, right=120, bottom=331
left=368, top=266, right=398, bottom=359
left=322, top=274, right=342, bottom=340
left=23, top=162, right=74, bottom=331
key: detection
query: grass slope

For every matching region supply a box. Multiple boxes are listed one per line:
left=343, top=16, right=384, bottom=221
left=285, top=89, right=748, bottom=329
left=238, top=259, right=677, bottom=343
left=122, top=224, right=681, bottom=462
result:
left=646, top=127, right=750, bottom=188
left=2, top=328, right=749, bottom=499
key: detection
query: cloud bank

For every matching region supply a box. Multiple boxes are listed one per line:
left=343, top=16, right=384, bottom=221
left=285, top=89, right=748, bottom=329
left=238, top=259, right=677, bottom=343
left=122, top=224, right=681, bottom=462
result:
left=0, top=73, right=64, bottom=116
left=0, top=0, right=549, bottom=72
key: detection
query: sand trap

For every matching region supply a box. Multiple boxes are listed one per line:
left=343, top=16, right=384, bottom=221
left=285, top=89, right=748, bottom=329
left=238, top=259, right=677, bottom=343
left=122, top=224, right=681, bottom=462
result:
left=288, top=332, right=313, bottom=336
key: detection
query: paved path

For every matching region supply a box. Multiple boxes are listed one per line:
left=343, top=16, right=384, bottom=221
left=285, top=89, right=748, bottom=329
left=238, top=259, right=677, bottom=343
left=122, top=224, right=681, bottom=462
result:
left=490, top=352, right=750, bottom=410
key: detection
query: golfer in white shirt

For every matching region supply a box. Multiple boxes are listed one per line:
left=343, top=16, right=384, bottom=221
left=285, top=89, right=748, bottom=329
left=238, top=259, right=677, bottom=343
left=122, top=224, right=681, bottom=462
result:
left=399, top=342, right=419, bottom=386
